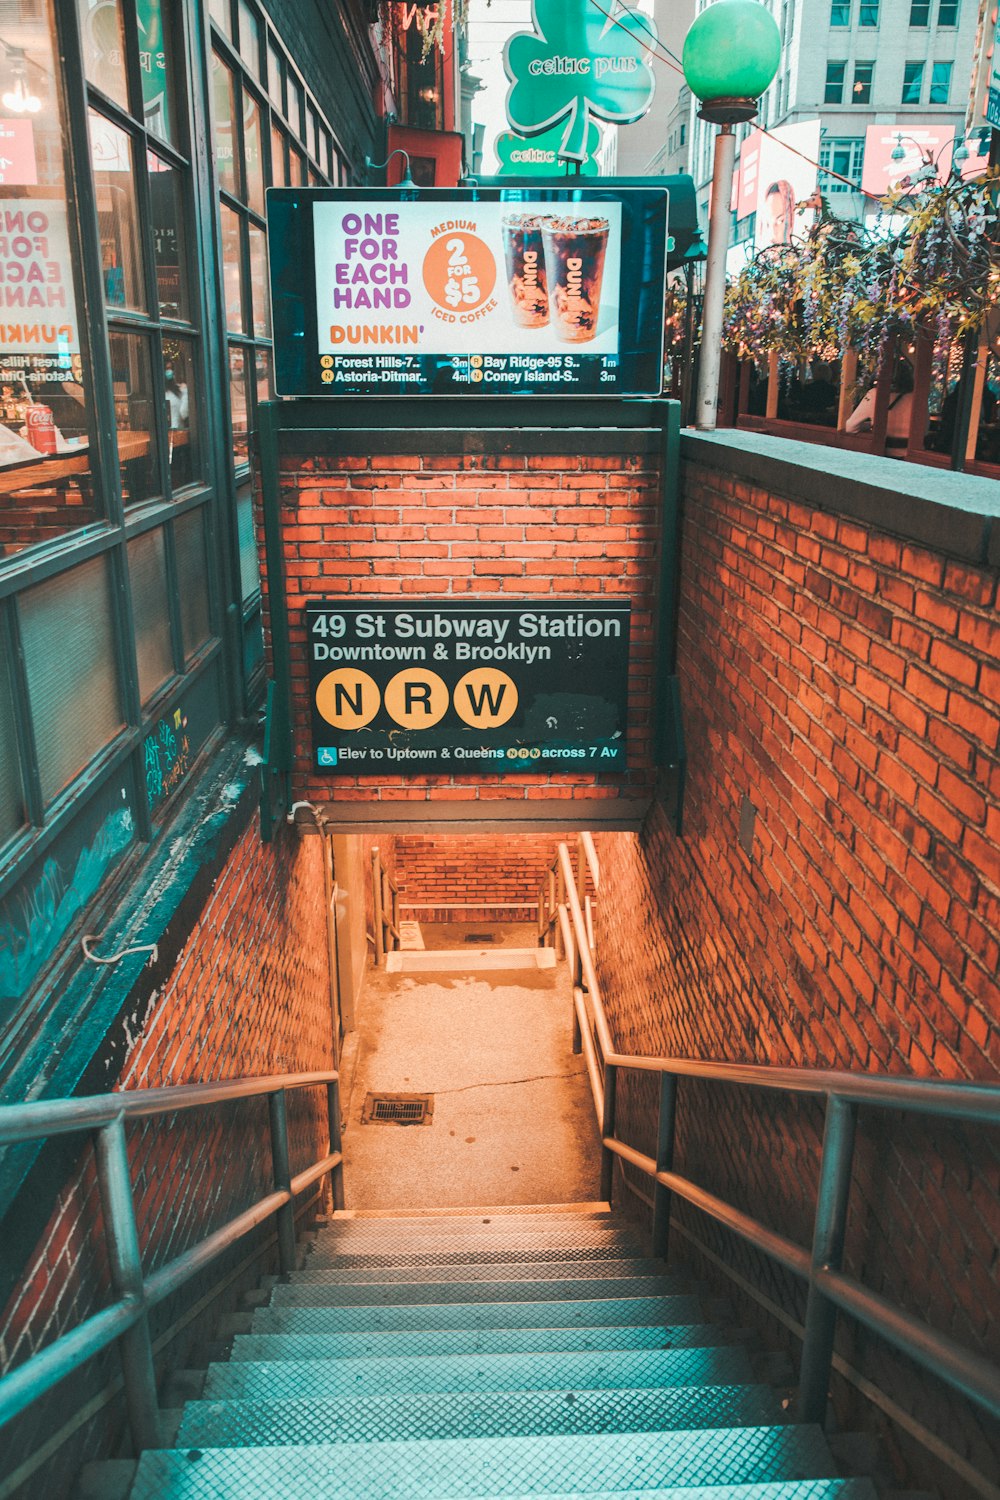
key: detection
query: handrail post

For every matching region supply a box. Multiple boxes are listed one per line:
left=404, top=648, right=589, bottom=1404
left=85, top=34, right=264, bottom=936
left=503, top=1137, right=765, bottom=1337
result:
left=94, top=1116, right=161, bottom=1452
left=327, top=1078, right=345, bottom=1210
left=268, top=1089, right=297, bottom=1276
left=798, top=1094, right=858, bottom=1426
left=651, top=1073, right=678, bottom=1260
left=600, top=1063, right=618, bottom=1204
left=371, top=848, right=384, bottom=966
left=391, top=882, right=400, bottom=956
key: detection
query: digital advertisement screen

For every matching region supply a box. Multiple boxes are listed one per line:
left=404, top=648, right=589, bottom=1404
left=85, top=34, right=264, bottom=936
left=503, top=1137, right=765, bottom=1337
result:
left=267, top=186, right=668, bottom=397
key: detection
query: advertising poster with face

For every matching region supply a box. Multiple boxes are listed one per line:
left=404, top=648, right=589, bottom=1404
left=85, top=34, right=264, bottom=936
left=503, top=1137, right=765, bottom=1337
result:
left=751, top=121, right=820, bottom=251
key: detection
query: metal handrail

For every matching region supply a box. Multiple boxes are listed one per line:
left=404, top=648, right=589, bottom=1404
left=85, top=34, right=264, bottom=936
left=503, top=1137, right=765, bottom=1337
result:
left=371, top=846, right=400, bottom=965
left=554, top=838, right=1000, bottom=1430
left=0, top=1069, right=343, bottom=1452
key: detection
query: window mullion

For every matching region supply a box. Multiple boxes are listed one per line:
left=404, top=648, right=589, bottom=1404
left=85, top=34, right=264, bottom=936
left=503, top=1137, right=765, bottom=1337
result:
left=109, top=540, right=153, bottom=840
left=4, top=599, right=44, bottom=829
left=52, top=0, right=126, bottom=531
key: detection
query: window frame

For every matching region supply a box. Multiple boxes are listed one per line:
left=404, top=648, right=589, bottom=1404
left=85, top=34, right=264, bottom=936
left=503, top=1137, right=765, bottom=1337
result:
left=824, top=60, right=847, bottom=104
left=928, top=59, right=952, bottom=103
left=851, top=61, right=875, bottom=103
left=0, top=0, right=236, bottom=923
left=901, top=60, right=925, bottom=103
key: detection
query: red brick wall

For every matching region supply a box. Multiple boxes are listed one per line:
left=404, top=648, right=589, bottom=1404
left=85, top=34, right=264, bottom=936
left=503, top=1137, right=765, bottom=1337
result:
left=594, top=454, right=999, bottom=1495
left=394, top=833, right=562, bottom=921
left=265, top=439, right=659, bottom=807
left=0, top=817, right=336, bottom=1498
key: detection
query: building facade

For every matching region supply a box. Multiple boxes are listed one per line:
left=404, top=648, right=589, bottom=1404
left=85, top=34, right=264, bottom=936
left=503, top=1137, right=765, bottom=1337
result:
left=680, top=0, right=982, bottom=236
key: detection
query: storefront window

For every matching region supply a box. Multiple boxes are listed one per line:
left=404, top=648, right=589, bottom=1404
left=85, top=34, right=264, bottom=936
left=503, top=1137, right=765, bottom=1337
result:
left=220, top=204, right=245, bottom=331
left=238, top=0, right=260, bottom=78
left=110, top=330, right=161, bottom=505
left=267, top=38, right=284, bottom=111
left=211, top=55, right=238, bottom=198
left=210, top=0, right=231, bottom=37
left=77, top=0, right=130, bottom=109
left=128, top=525, right=175, bottom=702
left=248, top=225, right=269, bottom=337
left=243, top=92, right=265, bottom=215
left=229, top=346, right=248, bottom=465
left=136, top=0, right=177, bottom=145
left=163, top=336, right=199, bottom=490
left=175, top=507, right=211, bottom=658
left=90, top=111, right=147, bottom=312
left=1, top=1, right=100, bottom=558
left=148, top=149, right=188, bottom=319
left=270, top=124, right=286, bottom=186
left=19, top=555, right=124, bottom=805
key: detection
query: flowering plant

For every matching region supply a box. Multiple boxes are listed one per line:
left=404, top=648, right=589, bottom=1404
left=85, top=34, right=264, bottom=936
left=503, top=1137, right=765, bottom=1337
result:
left=722, top=163, right=1000, bottom=362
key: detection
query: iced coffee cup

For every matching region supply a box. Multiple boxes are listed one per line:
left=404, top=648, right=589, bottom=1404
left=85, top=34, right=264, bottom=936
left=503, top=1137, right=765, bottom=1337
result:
left=501, top=214, right=550, bottom=328
left=540, top=216, right=609, bottom=343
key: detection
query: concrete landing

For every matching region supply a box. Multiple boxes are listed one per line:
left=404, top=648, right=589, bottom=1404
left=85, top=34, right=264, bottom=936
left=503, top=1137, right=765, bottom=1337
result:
left=342, top=924, right=601, bottom=1211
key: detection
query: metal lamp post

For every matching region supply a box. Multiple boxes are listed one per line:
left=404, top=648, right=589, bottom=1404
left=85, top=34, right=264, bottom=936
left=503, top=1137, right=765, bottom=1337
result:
left=682, top=1, right=781, bottom=430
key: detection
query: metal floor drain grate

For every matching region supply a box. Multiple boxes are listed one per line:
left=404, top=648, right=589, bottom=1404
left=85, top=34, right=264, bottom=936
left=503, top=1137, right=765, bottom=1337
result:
left=362, top=1092, right=434, bottom=1125
left=464, top=933, right=495, bottom=943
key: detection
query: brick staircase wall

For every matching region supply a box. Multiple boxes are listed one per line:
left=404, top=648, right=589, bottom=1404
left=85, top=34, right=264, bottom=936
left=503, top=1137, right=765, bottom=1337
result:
left=266, top=430, right=660, bottom=807
left=594, top=450, right=999, bottom=1499
left=0, top=813, right=337, bottom=1499
left=393, top=833, right=562, bottom=923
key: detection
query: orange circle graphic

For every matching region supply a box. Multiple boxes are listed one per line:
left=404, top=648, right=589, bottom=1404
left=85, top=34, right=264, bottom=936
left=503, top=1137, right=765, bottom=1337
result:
left=422, top=232, right=496, bottom=314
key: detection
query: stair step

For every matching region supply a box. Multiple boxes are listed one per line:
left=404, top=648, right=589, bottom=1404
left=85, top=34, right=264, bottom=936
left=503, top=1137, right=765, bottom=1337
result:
left=176, top=1384, right=784, bottom=1447
left=251, top=1295, right=706, bottom=1334
left=317, top=1228, right=642, bottom=1252
left=206, top=1346, right=754, bottom=1400
left=307, top=1243, right=650, bottom=1269
left=323, top=1213, right=626, bottom=1234
left=230, top=1323, right=742, bottom=1362
left=386, top=946, right=556, bottom=972
left=130, top=1427, right=852, bottom=1497
left=295, top=1259, right=677, bottom=1285
left=268, top=1276, right=688, bottom=1307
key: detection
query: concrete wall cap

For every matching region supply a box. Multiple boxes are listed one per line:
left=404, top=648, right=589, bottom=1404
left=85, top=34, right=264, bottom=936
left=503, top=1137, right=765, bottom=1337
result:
left=680, top=428, right=1000, bottom=566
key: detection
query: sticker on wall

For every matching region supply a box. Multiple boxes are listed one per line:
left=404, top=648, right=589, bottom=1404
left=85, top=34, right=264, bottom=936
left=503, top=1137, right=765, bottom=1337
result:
left=306, top=600, right=631, bottom=775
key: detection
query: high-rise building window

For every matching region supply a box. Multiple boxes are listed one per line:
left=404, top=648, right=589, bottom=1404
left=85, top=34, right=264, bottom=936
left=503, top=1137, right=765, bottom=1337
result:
left=819, top=137, right=865, bottom=193
left=909, top=0, right=930, bottom=20
left=825, top=61, right=847, bottom=103
left=929, top=60, right=952, bottom=102
left=859, top=0, right=879, bottom=24
left=937, top=0, right=959, bottom=24
left=830, top=0, right=851, bottom=22
left=852, top=62, right=875, bottom=102
left=902, top=61, right=924, bottom=103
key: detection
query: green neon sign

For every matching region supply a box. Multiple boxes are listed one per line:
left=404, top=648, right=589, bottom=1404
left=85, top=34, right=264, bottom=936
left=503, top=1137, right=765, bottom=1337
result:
left=495, top=120, right=602, bottom=177
left=504, top=0, right=657, bottom=163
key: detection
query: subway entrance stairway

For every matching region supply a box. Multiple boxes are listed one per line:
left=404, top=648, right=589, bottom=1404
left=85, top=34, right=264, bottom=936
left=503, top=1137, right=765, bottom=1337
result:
left=121, top=1206, right=879, bottom=1500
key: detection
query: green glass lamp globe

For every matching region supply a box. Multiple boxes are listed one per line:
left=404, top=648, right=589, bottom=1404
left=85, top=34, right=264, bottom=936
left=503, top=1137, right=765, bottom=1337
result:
left=682, top=0, right=781, bottom=107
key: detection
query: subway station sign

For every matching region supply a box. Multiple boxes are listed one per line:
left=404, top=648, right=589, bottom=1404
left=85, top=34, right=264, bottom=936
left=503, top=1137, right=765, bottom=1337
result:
left=306, top=600, right=630, bottom=775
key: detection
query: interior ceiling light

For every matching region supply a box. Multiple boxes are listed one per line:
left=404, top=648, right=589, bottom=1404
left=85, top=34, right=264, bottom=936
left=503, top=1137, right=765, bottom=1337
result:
left=2, top=56, right=41, bottom=113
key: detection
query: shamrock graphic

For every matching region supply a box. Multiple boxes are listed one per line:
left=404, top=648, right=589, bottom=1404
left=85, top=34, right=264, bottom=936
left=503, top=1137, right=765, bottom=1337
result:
left=504, top=0, right=657, bottom=163
left=495, top=119, right=603, bottom=177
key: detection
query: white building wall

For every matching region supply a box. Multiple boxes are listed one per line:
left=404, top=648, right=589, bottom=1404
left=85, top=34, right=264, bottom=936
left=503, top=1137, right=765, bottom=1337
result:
left=614, top=0, right=697, bottom=174
left=681, top=0, right=981, bottom=230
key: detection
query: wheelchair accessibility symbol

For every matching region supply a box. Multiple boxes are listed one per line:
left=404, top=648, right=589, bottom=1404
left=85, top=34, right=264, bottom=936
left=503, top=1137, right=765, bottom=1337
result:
left=317, top=747, right=338, bottom=767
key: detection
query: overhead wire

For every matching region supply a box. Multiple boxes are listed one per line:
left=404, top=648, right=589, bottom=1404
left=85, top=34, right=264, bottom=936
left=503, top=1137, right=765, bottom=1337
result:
left=585, top=0, right=934, bottom=201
